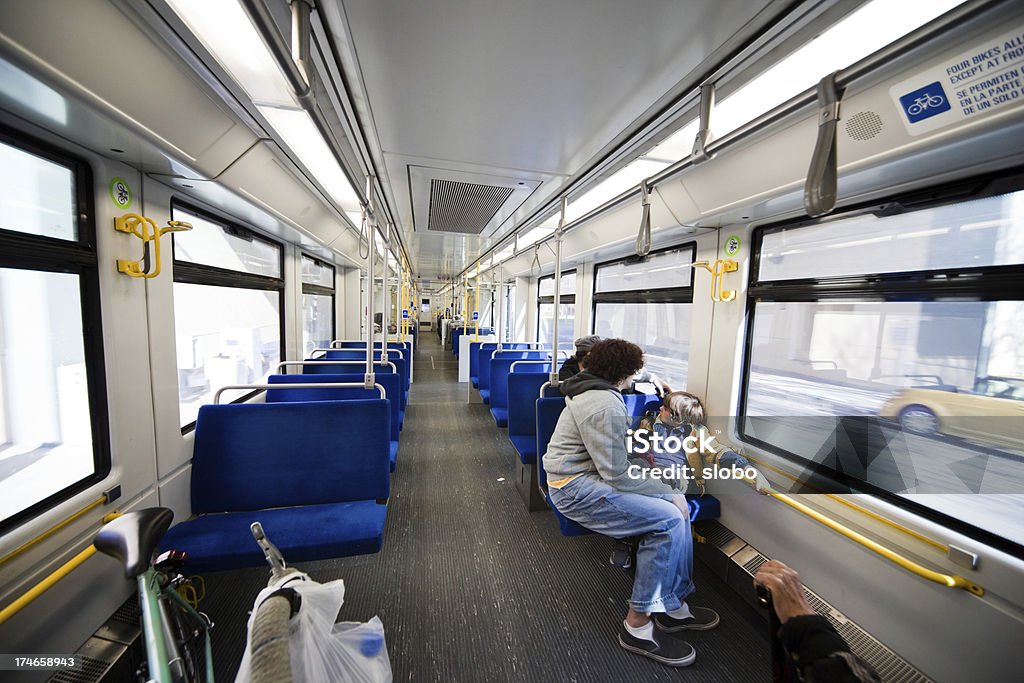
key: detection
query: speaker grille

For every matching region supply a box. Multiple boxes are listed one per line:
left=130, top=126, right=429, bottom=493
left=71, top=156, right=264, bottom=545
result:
left=845, top=111, right=883, bottom=140
left=427, top=179, right=515, bottom=234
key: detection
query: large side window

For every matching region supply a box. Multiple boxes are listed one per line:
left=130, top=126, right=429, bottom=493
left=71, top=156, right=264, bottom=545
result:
left=301, top=255, right=335, bottom=355
left=0, top=129, right=109, bottom=531
left=592, top=245, right=696, bottom=389
left=171, top=203, right=284, bottom=429
left=537, top=271, right=575, bottom=346
left=741, top=181, right=1024, bottom=553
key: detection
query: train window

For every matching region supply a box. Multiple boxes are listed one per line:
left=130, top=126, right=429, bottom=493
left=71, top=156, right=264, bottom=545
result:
left=537, top=271, right=576, bottom=346
left=300, top=255, right=335, bottom=356
left=172, top=207, right=282, bottom=278
left=0, top=141, right=77, bottom=241
left=0, top=130, right=109, bottom=532
left=592, top=245, right=696, bottom=390
left=171, top=203, right=284, bottom=430
left=741, top=183, right=1024, bottom=552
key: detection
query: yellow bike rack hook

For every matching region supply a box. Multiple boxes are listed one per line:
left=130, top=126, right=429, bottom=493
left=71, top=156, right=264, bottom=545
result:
left=115, top=214, right=192, bottom=279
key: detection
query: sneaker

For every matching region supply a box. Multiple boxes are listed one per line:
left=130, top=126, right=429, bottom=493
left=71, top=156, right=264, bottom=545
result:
left=654, top=606, right=720, bottom=632
left=618, top=628, right=697, bottom=667
left=609, top=539, right=635, bottom=569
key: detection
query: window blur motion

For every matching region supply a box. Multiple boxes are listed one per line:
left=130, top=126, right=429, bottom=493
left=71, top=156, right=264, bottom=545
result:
left=172, top=205, right=284, bottom=428
left=0, top=134, right=106, bottom=529
left=537, top=271, right=575, bottom=347
left=592, top=245, right=695, bottom=390
left=301, top=255, right=335, bottom=356
left=742, top=186, right=1024, bottom=548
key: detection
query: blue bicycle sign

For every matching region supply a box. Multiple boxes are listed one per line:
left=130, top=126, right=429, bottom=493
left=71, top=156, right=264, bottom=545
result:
left=899, top=82, right=951, bottom=123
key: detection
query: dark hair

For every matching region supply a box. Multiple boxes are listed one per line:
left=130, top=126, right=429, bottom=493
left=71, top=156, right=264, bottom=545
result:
left=584, top=339, right=644, bottom=384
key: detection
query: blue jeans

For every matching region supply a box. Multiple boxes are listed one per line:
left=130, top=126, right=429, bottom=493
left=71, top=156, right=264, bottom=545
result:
left=549, top=474, right=694, bottom=613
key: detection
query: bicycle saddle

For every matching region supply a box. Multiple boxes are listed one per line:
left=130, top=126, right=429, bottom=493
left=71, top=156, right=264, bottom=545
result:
left=95, top=508, right=174, bottom=579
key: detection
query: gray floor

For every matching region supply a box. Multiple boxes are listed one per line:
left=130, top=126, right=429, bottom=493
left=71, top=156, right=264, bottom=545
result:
left=201, top=333, right=769, bottom=681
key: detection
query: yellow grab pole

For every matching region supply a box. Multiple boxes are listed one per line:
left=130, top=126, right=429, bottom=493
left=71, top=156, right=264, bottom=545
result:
left=0, top=495, right=107, bottom=568
left=0, top=512, right=121, bottom=626
left=769, top=493, right=982, bottom=595
left=474, top=279, right=480, bottom=341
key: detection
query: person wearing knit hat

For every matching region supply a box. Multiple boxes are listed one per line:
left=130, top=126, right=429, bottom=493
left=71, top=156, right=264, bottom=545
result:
left=558, top=335, right=602, bottom=380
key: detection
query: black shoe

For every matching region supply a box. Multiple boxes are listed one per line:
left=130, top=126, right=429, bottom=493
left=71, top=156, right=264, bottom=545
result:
left=618, top=628, right=696, bottom=667
left=609, top=540, right=633, bottom=569
left=654, top=606, right=720, bottom=632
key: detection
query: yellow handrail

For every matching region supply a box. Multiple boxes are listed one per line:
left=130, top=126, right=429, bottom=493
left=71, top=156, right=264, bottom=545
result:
left=0, top=512, right=122, bottom=626
left=742, top=452, right=949, bottom=553
left=769, top=492, right=983, bottom=595
left=0, top=494, right=109, bottom=568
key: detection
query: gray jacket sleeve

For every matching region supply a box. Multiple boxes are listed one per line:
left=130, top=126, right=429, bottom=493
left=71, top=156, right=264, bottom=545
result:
left=577, top=406, right=682, bottom=496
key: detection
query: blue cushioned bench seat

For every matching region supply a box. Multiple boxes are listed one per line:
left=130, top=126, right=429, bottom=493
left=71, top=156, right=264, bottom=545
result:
left=322, top=350, right=409, bottom=409
left=469, top=341, right=498, bottom=388
left=536, top=393, right=720, bottom=536
left=507, top=370, right=552, bottom=464
left=266, top=373, right=402, bottom=471
left=160, top=500, right=386, bottom=572
left=488, top=351, right=550, bottom=424
left=159, top=400, right=390, bottom=572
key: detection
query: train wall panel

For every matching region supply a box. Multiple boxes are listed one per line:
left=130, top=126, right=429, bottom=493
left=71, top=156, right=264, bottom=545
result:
left=0, top=0, right=258, bottom=179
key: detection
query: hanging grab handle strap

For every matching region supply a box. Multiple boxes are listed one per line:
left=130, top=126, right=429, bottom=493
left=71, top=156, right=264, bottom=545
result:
left=804, top=72, right=842, bottom=218
left=635, top=179, right=652, bottom=258
left=690, top=82, right=715, bottom=164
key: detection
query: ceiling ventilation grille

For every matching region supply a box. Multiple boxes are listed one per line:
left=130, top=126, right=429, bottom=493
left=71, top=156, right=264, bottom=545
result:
left=428, top=179, right=515, bottom=234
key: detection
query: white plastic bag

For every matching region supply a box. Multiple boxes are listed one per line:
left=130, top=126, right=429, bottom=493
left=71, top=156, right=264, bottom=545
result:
left=235, top=574, right=392, bottom=683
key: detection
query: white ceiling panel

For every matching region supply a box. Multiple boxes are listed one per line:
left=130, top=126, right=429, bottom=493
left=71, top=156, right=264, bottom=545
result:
left=326, top=0, right=783, bottom=278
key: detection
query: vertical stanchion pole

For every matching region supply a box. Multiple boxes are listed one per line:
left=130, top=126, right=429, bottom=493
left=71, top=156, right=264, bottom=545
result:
left=550, top=196, right=566, bottom=386
left=364, top=176, right=376, bottom=388
left=381, top=225, right=390, bottom=365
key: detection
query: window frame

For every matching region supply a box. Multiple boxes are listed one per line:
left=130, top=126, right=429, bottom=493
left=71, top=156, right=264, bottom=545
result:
left=170, top=200, right=286, bottom=433
left=300, top=253, right=336, bottom=350
left=536, top=270, right=576, bottom=343
left=0, top=124, right=111, bottom=534
left=591, top=242, right=697, bottom=320
left=738, top=167, right=1024, bottom=558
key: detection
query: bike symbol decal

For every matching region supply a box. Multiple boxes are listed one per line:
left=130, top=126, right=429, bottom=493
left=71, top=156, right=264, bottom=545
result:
left=109, top=177, right=133, bottom=210
left=898, top=82, right=951, bottom=123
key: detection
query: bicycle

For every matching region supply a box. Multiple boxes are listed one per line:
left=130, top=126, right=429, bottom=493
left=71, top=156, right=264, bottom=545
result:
left=95, top=508, right=301, bottom=683
left=907, top=92, right=945, bottom=116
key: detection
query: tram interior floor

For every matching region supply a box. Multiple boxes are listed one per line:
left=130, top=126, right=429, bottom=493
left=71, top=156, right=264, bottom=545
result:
left=198, top=333, right=770, bottom=682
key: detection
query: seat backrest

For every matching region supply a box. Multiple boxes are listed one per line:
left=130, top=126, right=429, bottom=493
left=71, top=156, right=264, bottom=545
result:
left=191, top=401, right=390, bottom=513
left=477, top=344, right=531, bottom=392
left=535, top=396, right=567, bottom=489
left=511, top=361, right=552, bottom=374
left=623, top=393, right=662, bottom=428
left=266, top=373, right=400, bottom=441
left=469, top=342, right=498, bottom=380
left=302, top=361, right=396, bottom=376
left=322, top=350, right=409, bottom=396
left=507, top=372, right=550, bottom=438
left=490, top=352, right=551, bottom=411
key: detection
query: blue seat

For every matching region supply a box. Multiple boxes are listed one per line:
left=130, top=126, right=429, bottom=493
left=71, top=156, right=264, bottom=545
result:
left=535, top=396, right=591, bottom=536
left=536, top=395, right=720, bottom=536
left=301, top=361, right=402, bottom=426
left=453, top=327, right=492, bottom=358
left=469, top=342, right=498, bottom=388
left=266, top=373, right=402, bottom=471
left=507, top=371, right=552, bottom=464
left=489, top=353, right=551, bottom=426
left=477, top=343, right=530, bottom=404
left=159, top=400, right=390, bottom=571
left=322, top=350, right=409, bottom=410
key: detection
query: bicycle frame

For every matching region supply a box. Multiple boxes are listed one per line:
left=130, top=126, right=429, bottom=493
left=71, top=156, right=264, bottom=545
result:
left=137, top=565, right=215, bottom=683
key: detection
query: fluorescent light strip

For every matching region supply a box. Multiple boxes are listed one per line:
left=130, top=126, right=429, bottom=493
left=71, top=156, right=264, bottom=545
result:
left=258, top=106, right=361, bottom=212
left=165, top=0, right=295, bottom=107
